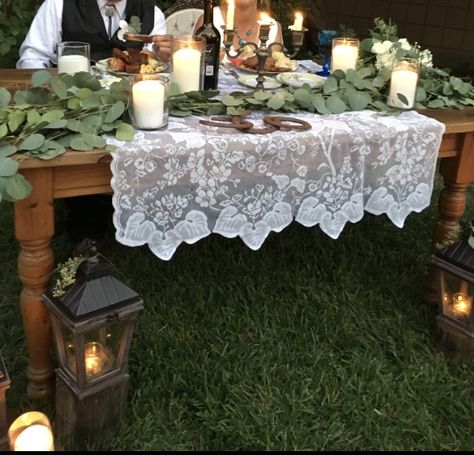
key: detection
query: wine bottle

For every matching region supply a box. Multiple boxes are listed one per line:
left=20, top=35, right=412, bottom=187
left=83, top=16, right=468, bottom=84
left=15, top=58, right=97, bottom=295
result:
left=196, top=0, right=221, bottom=90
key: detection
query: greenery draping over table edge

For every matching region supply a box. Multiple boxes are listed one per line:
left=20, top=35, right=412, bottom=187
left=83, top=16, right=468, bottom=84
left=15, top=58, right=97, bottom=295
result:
left=1, top=19, right=474, bottom=203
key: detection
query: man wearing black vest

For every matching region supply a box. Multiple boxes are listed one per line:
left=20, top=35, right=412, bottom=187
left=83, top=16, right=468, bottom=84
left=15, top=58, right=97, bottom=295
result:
left=17, top=0, right=172, bottom=248
left=17, top=0, right=172, bottom=67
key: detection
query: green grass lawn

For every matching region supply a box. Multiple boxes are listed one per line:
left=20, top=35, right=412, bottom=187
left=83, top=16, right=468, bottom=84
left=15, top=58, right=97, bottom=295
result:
left=1, top=179, right=474, bottom=451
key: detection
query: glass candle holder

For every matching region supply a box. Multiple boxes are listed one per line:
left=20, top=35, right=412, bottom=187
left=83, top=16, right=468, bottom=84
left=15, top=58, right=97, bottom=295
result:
left=8, top=412, right=54, bottom=451
left=171, top=35, right=205, bottom=94
left=331, top=37, right=359, bottom=73
left=57, top=41, right=90, bottom=74
left=129, top=74, right=169, bottom=130
left=387, top=57, right=420, bottom=109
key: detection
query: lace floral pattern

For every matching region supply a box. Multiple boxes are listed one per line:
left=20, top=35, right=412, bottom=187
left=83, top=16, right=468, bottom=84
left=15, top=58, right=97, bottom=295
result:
left=108, top=68, right=445, bottom=260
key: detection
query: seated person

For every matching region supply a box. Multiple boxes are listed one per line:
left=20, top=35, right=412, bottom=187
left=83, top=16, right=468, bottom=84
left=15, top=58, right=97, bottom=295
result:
left=194, top=0, right=284, bottom=62
left=17, top=0, right=172, bottom=68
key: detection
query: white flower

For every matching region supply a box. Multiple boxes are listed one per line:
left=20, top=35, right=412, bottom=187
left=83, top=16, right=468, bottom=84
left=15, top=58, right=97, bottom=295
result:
left=420, top=49, right=433, bottom=68
left=372, top=40, right=393, bottom=54
left=398, top=38, right=412, bottom=51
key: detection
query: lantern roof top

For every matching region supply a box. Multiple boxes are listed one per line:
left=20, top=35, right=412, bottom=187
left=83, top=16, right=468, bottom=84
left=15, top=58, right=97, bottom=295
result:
left=0, top=353, right=9, bottom=383
left=43, top=247, right=143, bottom=323
left=435, top=229, right=474, bottom=275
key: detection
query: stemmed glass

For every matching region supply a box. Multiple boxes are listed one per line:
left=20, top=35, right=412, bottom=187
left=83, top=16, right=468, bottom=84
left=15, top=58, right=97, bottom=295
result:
left=316, top=30, right=339, bottom=77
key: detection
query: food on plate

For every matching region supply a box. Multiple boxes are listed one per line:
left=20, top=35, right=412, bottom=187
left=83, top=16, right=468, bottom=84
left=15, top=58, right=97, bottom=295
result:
left=240, top=51, right=297, bottom=72
left=106, top=48, right=162, bottom=74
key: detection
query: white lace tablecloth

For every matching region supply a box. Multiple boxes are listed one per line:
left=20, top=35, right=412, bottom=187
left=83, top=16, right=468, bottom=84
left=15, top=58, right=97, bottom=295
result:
left=108, top=62, right=445, bottom=260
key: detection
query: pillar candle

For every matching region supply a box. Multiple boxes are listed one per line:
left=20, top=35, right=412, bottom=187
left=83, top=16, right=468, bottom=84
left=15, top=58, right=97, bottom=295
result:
left=132, top=80, right=165, bottom=129
left=57, top=55, right=90, bottom=74
left=226, top=0, right=235, bottom=30
left=331, top=41, right=358, bottom=72
left=388, top=69, right=418, bottom=109
left=172, top=48, right=201, bottom=94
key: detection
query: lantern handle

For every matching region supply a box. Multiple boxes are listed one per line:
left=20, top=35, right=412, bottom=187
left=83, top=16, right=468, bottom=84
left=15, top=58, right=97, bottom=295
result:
left=87, top=240, right=99, bottom=263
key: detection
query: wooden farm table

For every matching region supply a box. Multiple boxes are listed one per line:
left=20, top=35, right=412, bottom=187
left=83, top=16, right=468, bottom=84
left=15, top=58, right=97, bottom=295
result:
left=2, top=68, right=474, bottom=399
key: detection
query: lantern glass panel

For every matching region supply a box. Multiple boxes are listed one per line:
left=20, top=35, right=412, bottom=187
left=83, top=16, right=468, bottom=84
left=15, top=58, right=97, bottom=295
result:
left=83, top=319, right=127, bottom=383
left=440, top=270, right=474, bottom=324
left=62, top=324, right=77, bottom=378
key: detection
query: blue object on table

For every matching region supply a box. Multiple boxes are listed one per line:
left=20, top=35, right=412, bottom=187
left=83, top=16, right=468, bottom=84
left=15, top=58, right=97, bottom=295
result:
left=316, top=30, right=339, bottom=77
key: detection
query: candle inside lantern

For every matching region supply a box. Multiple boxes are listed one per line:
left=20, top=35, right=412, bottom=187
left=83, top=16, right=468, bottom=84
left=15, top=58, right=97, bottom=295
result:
left=387, top=58, right=419, bottom=109
left=84, top=342, right=105, bottom=377
left=451, top=292, right=472, bottom=319
left=226, top=0, right=235, bottom=30
left=13, top=424, right=55, bottom=451
left=290, top=12, right=303, bottom=31
left=172, top=47, right=202, bottom=94
left=131, top=79, right=165, bottom=130
left=331, top=38, right=359, bottom=73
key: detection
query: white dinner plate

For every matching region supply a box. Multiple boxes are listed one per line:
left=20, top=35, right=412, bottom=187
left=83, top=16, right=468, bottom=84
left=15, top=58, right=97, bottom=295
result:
left=276, top=72, right=326, bottom=89
left=238, top=75, right=282, bottom=90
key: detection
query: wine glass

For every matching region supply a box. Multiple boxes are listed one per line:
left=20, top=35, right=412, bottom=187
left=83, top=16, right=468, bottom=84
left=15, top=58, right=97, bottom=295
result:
left=316, top=30, right=339, bottom=77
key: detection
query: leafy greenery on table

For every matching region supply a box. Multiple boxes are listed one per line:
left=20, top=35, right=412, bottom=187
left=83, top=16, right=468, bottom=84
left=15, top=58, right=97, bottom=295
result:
left=0, top=70, right=134, bottom=203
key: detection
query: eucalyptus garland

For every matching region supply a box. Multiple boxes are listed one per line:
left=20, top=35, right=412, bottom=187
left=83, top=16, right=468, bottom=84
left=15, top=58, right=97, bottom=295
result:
left=0, top=70, right=134, bottom=202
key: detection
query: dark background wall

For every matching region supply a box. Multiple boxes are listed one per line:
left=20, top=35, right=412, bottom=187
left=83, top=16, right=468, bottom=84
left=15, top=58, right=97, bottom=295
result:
left=319, top=0, right=474, bottom=76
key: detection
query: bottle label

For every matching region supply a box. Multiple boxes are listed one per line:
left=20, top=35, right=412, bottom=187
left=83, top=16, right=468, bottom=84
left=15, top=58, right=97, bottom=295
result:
left=206, top=65, right=214, bottom=76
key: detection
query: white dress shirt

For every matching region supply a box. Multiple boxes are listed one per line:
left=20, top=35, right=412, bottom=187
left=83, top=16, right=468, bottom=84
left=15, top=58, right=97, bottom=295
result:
left=17, top=0, right=167, bottom=68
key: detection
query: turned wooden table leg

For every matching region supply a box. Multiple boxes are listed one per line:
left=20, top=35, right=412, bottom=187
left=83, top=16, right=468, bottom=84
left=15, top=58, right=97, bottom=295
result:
left=14, top=168, right=55, bottom=399
left=425, top=132, right=474, bottom=304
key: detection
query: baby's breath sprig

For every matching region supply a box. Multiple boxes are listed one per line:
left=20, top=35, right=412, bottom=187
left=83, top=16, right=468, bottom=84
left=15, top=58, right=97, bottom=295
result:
left=51, top=256, right=86, bottom=298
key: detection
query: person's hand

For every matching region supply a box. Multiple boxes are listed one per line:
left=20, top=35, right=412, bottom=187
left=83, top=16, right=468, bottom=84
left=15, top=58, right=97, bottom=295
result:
left=151, top=35, right=172, bottom=62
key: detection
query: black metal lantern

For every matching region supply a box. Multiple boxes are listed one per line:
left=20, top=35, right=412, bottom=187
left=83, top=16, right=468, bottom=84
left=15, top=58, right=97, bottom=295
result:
left=431, top=227, right=474, bottom=357
left=0, top=354, right=11, bottom=451
left=42, top=245, right=143, bottom=449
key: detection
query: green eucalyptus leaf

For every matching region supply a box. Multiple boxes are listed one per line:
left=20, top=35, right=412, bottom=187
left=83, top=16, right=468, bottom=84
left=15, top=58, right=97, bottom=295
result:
left=0, top=144, right=17, bottom=157
left=428, top=99, right=445, bottom=108
left=31, top=70, right=52, bottom=87
left=0, top=88, right=11, bottom=108
left=104, top=101, right=125, bottom=123
left=50, top=77, right=68, bottom=99
left=170, top=108, right=192, bottom=117
left=56, top=133, right=81, bottom=148
left=267, top=93, right=286, bottom=110
left=347, top=91, right=372, bottom=111
left=8, top=111, right=26, bottom=133
left=115, top=122, right=134, bottom=141
left=207, top=105, right=225, bottom=116
left=27, top=109, right=41, bottom=125
left=323, top=77, right=338, bottom=94
left=37, top=141, right=66, bottom=159
left=0, top=123, right=7, bottom=138
left=246, top=98, right=264, bottom=105
left=415, top=87, right=427, bottom=102
left=73, top=72, right=102, bottom=91
left=75, top=88, right=93, bottom=99
left=83, top=133, right=107, bottom=148
left=227, top=106, right=244, bottom=116
left=326, top=96, right=347, bottom=114
left=221, top=95, right=244, bottom=107
left=372, top=75, right=387, bottom=89
left=18, top=133, right=45, bottom=151
left=397, top=93, right=409, bottom=106
left=67, top=119, right=81, bottom=132
left=67, top=98, right=81, bottom=110
left=44, top=119, right=68, bottom=129
left=294, top=88, right=313, bottom=109
left=5, top=173, right=32, bottom=200
left=0, top=157, right=19, bottom=177
left=253, top=91, right=272, bottom=101
left=70, top=137, right=94, bottom=151
left=101, top=123, right=116, bottom=132
left=42, top=110, right=64, bottom=124
left=81, top=94, right=102, bottom=109
left=312, top=95, right=331, bottom=114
